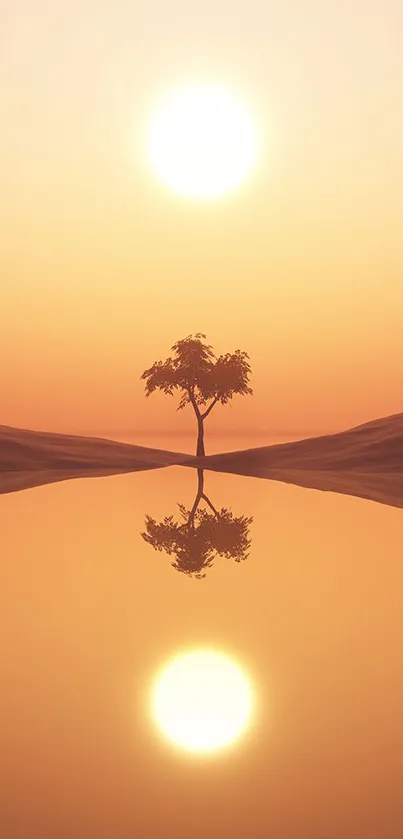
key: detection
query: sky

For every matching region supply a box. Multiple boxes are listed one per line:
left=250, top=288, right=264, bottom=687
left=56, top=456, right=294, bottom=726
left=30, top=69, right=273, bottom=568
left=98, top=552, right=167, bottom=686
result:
left=1, top=0, right=403, bottom=436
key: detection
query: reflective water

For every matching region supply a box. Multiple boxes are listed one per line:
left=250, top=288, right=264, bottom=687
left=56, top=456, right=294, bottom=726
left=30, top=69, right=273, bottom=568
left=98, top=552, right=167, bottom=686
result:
left=1, top=435, right=403, bottom=838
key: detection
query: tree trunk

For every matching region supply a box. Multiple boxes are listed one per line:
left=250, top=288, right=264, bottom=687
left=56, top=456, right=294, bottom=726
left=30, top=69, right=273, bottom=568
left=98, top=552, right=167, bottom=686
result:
left=197, top=468, right=204, bottom=496
left=187, top=470, right=205, bottom=528
left=196, top=416, right=205, bottom=457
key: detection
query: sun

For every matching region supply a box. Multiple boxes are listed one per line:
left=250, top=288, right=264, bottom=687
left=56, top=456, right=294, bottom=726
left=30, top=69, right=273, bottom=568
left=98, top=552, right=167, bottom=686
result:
left=151, top=649, right=254, bottom=755
left=147, top=83, right=259, bottom=199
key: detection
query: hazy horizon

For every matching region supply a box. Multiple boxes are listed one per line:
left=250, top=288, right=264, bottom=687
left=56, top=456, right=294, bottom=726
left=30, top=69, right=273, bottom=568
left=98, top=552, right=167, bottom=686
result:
left=25, top=426, right=337, bottom=438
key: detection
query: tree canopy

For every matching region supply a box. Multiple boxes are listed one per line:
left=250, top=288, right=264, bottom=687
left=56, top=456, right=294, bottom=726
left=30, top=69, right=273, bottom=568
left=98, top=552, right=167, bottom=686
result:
left=140, top=333, right=252, bottom=418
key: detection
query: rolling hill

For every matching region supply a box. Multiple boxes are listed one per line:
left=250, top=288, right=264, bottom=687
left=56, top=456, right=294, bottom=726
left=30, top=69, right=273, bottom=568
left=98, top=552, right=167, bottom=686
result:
left=1, top=413, right=402, bottom=508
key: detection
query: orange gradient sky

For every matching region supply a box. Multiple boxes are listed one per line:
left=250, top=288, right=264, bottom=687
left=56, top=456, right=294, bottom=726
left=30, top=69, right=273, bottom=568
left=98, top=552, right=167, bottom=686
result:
left=1, top=1, right=402, bottom=436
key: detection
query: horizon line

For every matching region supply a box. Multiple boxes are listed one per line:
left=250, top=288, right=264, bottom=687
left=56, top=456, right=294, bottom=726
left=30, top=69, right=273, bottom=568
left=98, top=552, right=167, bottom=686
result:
left=45, top=428, right=336, bottom=437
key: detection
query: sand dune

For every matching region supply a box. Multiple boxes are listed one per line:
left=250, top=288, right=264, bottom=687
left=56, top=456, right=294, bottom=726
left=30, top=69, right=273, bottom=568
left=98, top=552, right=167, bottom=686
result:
left=1, top=414, right=402, bottom=508
left=196, top=413, right=403, bottom=473
left=190, top=412, right=403, bottom=508
left=0, top=425, right=194, bottom=494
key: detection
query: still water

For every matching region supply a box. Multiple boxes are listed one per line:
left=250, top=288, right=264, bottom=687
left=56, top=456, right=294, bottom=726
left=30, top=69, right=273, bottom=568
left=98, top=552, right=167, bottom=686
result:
left=1, top=434, right=403, bottom=838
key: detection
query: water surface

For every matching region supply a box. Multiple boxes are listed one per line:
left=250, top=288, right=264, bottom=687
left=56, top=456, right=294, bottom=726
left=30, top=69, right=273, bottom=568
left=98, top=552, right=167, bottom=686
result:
left=1, top=435, right=402, bottom=838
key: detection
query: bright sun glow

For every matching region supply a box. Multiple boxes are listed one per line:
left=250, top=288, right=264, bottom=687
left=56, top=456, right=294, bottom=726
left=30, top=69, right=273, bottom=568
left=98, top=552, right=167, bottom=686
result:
left=151, top=649, right=254, bottom=754
left=147, top=83, right=259, bottom=199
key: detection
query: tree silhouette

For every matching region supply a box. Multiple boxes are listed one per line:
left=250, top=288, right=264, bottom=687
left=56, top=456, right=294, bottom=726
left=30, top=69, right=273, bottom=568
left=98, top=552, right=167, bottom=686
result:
left=140, top=333, right=252, bottom=456
left=141, top=469, right=253, bottom=579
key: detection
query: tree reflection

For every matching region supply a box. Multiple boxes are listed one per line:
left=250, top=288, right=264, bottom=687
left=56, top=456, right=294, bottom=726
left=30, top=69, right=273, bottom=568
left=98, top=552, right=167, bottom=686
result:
left=141, top=469, right=253, bottom=579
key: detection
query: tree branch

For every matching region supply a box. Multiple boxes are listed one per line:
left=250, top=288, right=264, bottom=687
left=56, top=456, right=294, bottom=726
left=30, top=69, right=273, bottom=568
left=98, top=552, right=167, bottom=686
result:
left=201, top=395, right=219, bottom=420
left=187, top=489, right=203, bottom=528
left=201, top=493, right=220, bottom=518
left=187, top=386, right=202, bottom=419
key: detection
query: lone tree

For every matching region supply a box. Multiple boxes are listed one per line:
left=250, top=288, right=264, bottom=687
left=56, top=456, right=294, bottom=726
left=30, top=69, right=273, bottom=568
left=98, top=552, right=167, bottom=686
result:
left=140, top=333, right=252, bottom=456
left=141, top=469, right=253, bottom=579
